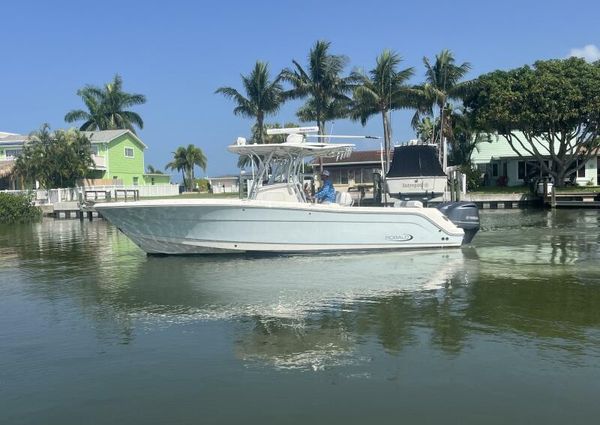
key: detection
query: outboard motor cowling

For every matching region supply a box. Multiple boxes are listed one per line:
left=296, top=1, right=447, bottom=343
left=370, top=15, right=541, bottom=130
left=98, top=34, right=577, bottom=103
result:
left=436, top=202, right=480, bottom=244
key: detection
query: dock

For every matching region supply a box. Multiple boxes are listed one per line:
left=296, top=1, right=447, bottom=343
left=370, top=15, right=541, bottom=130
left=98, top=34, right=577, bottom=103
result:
left=45, top=188, right=141, bottom=220
left=545, top=190, right=600, bottom=208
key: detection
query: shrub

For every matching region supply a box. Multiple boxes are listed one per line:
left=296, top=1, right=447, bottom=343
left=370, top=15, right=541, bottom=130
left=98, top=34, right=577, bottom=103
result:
left=0, top=192, right=42, bottom=224
left=196, top=178, right=211, bottom=192
left=496, top=175, right=508, bottom=187
left=459, top=164, right=483, bottom=190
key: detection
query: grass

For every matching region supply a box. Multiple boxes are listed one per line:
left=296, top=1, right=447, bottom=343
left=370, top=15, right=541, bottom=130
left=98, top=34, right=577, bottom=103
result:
left=554, top=185, right=600, bottom=193
left=468, top=186, right=530, bottom=194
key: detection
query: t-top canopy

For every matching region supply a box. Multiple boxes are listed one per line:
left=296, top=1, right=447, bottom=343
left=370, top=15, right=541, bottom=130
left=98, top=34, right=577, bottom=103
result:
left=228, top=142, right=354, bottom=160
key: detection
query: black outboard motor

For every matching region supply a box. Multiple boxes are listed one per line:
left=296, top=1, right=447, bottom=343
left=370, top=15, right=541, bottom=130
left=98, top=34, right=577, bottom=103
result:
left=436, top=202, right=480, bottom=244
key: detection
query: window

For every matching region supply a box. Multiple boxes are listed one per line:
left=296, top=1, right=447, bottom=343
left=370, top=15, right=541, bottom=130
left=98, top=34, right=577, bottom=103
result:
left=362, top=169, right=374, bottom=184
left=124, top=147, right=134, bottom=158
left=518, top=161, right=525, bottom=179
left=5, top=149, right=22, bottom=158
left=347, top=169, right=355, bottom=184
left=502, top=162, right=508, bottom=177
left=354, top=169, right=363, bottom=184
left=492, top=163, right=498, bottom=177
left=133, top=177, right=139, bottom=186
left=91, top=145, right=99, bottom=155
left=330, top=170, right=342, bottom=185
left=341, top=170, right=349, bottom=184
left=355, top=169, right=363, bottom=184
left=578, top=160, right=586, bottom=178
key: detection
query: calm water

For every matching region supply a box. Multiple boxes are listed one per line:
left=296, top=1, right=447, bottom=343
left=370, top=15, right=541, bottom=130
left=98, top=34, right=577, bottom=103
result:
left=1, top=210, right=600, bottom=424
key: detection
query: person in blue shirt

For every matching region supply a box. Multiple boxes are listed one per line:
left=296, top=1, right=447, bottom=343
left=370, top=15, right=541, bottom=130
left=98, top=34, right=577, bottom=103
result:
left=314, top=170, right=336, bottom=203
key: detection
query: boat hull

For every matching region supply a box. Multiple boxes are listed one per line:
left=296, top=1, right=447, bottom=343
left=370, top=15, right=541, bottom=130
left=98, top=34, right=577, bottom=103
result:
left=95, top=199, right=465, bottom=255
left=385, top=176, right=447, bottom=199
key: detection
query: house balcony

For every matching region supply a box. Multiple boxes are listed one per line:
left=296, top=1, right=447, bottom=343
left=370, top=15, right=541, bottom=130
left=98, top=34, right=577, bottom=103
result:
left=91, top=155, right=106, bottom=170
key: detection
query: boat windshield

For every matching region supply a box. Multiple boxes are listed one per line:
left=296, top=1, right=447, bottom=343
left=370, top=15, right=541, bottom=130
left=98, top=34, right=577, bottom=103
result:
left=228, top=141, right=354, bottom=201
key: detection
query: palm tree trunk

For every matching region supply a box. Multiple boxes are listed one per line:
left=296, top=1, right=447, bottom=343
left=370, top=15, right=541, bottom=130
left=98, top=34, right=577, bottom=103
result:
left=318, top=119, right=325, bottom=172
left=187, top=168, right=193, bottom=192
left=382, top=110, right=391, bottom=173
left=257, top=112, right=264, bottom=144
left=439, top=107, right=443, bottom=164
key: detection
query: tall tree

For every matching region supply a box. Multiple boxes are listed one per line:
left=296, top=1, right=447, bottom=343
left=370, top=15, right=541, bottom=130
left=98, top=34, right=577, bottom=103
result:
left=145, top=165, right=164, bottom=174
left=15, top=124, right=94, bottom=189
left=165, top=147, right=187, bottom=189
left=446, top=108, right=491, bottom=167
left=415, top=116, right=435, bottom=143
left=65, top=74, right=146, bottom=134
left=464, top=58, right=600, bottom=187
left=216, top=61, right=284, bottom=144
left=166, top=144, right=207, bottom=191
left=421, top=50, right=471, bottom=168
left=350, top=50, right=415, bottom=171
left=281, top=40, right=355, bottom=137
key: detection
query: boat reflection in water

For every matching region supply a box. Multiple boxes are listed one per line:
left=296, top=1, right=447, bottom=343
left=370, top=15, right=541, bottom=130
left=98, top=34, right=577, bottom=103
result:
left=124, top=248, right=473, bottom=370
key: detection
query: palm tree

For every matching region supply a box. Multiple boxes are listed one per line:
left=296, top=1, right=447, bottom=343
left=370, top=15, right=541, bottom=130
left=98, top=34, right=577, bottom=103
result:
left=216, top=61, right=284, bottom=144
left=350, top=50, right=415, bottom=172
left=415, top=116, right=435, bottom=143
left=281, top=40, right=355, bottom=137
left=165, top=144, right=207, bottom=191
left=447, top=108, right=491, bottom=167
left=64, top=91, right=108, bottom=131
left=422, top=50, right=471, bottom=168
left=145, top=165, right=164, bottom=174
left=165, top=147, right=187, bottom=189
left=65, top=74, right=146, bottom=134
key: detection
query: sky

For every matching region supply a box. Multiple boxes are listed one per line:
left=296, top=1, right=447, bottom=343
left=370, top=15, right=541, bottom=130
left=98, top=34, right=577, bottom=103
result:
left=1, top=0, right=599, bottom=180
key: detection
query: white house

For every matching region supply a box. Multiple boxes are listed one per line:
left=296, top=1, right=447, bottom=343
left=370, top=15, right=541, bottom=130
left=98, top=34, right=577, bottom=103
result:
left=471, top=134, right=599, bottom=186
left=209, top=175, right=239, bottom=193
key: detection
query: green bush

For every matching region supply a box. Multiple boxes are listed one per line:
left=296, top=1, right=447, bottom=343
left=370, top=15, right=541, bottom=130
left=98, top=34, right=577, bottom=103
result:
left=459, top=164, right=483, bottom=191
left=196, top=178, right=211, bottom=192
left=0, top=192, right=42, bottom=224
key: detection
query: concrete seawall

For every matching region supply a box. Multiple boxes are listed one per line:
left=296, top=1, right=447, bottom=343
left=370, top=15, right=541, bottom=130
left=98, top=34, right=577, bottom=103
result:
left=460, top=193, right=541, bottom=209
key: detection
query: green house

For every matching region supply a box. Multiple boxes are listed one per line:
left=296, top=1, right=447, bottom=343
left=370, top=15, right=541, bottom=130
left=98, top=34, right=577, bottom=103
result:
left=0, top=129, right=170, bottom=188
left=470, top=134, right=599, bottom=187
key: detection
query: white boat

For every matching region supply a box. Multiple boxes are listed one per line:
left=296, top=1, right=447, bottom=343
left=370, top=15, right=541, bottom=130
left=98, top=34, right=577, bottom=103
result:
left=95, top=127, right=478, bottom=255
left=385, top=144, right=447, bottom=200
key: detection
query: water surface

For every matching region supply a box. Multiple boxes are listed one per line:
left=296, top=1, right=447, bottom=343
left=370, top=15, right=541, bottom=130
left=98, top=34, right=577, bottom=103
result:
left=1, top=209, right=600, bottom=424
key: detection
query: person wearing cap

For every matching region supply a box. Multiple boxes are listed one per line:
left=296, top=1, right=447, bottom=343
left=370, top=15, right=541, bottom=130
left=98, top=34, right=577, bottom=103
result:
left=313, top=170, right=336, bottom=203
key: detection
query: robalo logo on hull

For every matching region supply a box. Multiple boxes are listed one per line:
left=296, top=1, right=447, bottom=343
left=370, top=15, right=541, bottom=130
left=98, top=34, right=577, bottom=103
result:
left=385, top=234, right=413, bottom=242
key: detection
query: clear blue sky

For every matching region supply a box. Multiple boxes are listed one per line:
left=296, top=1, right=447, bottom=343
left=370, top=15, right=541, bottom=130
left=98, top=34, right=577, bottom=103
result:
left=1, top=0, right=599, bottom=179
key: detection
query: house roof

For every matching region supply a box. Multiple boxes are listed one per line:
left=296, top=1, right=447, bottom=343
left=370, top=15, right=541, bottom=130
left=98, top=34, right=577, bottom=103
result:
left=0, top=129, right=147, bottom=148
left=82, top=129, right=147, bottom=148
left=471, top=133, right=583, bottom=164
left=209, top=175, right=239, bottom=181
left=0, top=133, right=28, bottom=144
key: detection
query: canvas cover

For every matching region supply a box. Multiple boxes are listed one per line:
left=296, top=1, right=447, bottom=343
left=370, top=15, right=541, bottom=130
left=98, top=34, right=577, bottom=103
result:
left=386, top=145, right=446, bottom=178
